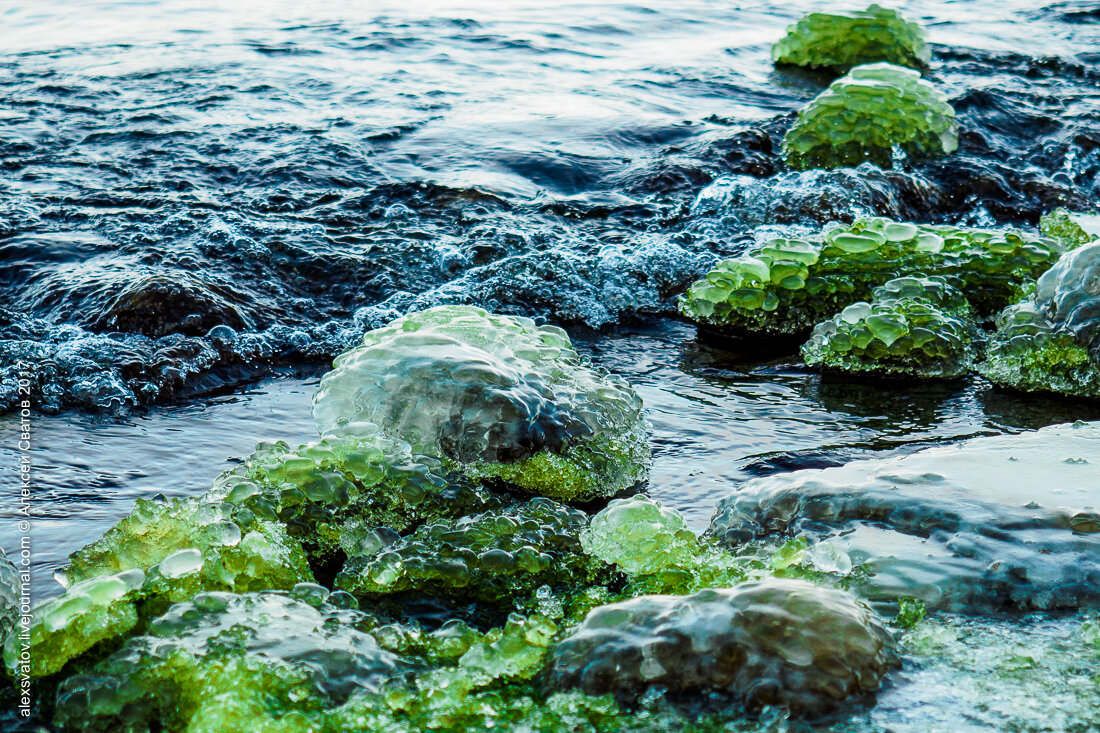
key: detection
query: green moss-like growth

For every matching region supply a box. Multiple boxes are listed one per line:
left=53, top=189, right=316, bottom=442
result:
left=678, top=217, right=1061, bottom=336
left=773, top=5, right=930, bottom=73
left=980, top=242, right=1100, bottom=398
left=312, top=305, right=650, bottom=502
left=782, top=63, right=957, bottom=170
left=802, top=276, right=977, bottom=379
left=62, top=496, right=313, bottom=612
left=4, top=570, right=144, bottom=679
left=336, top=498, right=609, bottom=609
left=1040, top=207, right=1100, bottom=249
left=53, top=587, right=403, bottom=733
left=210, top=435, right=501, bottom=562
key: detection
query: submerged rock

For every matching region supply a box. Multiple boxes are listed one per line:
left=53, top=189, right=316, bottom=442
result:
left=336, top=498, right=607, bottom=608
left=4, top=569, right=145, bottom=679
left=981, top=242, right=1100, bottom=398
left=782, top=63, right=957, bottom=170
left=708, top=422, right=1100, bottom=613
left=550, top=578, right=898, bottom=717
left=773, top=5, right=930, bottom=73
left=313, top=305, right=650, bottom=501
left=53, top=588, right=404, bottom=732
left=802, top=276, right=976, bottom=379
left=1040, top=207, right=1100, bottom=249
left=678, top=217, right=1060, bottom=336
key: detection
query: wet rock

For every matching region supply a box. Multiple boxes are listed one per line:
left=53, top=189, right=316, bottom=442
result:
left=313, top=305, right=650, bottom=501
left=550, top=578, right=898, bottom=717
left=981, top=242, right=1100, bottom=397
left=708, top=422, right=1100, bottom=612
left=336, top=498, right=608, bottom=608
left=801, top=276, right=977, bottom=379
left=782, top=63, right=957, bottom=170
left=678, top=216, right=1060, bottom=337
left=209, top=435, right=500, bottom=563
left=3, top=569, right=145, bottom=679
left=53, top=588, right=405, bottom=732
left=773, top=5, right=930, bottom=73
left=1040, top=207, right=1100, bottom=248
left=62, top=496, right=313, bottom=613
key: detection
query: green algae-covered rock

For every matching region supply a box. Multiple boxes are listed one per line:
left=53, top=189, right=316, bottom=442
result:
left=551, top=578, right=898, bottom=717
left=336, top=498, right=608, bottom=608
left=62, top=496, right=313, bottom=610
left=679, top=217, right=1061, bottom=336
left=773, top=5, right=930, bottom=73
left=981, top=242, right=1100, bottom=398
left=802, top=276, right=977, bottom=379
left=312, top=306, right=650, bottom=502
left=580, top=494, right=697, bottom=576
left=1040, top=207, right=1100, bottom=249
left=782, top=63, right=957, bottom=170
left=4, top=569, right=145, bottom=679
left=53, top=588, right=404, bottom=732
left=708, top=422, right=1100, bottom=613
left=210, top=435, right=500, bottom=562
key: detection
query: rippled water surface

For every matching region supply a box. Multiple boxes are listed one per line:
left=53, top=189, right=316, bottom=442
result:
left=1, top=1, right=1099, bottom=728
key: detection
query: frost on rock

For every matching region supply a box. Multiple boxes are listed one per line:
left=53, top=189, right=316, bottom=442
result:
left=981, top=242, right=1100, bottom=398
left=3, top=569, right=145, bottom=679
left=782, top=63, right=957, bottom=170
left=209, top=435, right=501, bottom=562
left=708, top=422, right=1100, bottom=613
left=313, top=305, right=650, bottom=501
left=62, top=496, right=313, bottom=612
left=53, top=588, right=405, bottom=732
left=336, top=498, right=609, bottom=609
left=1040, top=207, right=1100, bottom=249
left=801, top=276, right=977, bottom=379
left=678, top=217, right=1060, bottom=336
left=772, top=5, right=930, bottom=73
left=550, top=578, right=898, bottom=717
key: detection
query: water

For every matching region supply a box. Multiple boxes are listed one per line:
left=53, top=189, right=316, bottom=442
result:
left=1, top=1, right=1099, bottom=728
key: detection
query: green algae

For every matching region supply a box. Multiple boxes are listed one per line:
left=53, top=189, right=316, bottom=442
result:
left=4, top=569, right=144, bottom=679
left=773, top=5, right=930, bottom=73
left=336, top=498, right=610, bottom=610
left=678, top=217, right=1061, bottom=336
left=801, top=276, right=977, bottom=379
left=62, top=495, right=313, bottom=612
left=1040, top=207, right=1100, bottom=249
left=980, top=242, right=1100, bottom=398
left=782, top=63, right=957, bottom=170
left=312, top=305, right=650, bottom=502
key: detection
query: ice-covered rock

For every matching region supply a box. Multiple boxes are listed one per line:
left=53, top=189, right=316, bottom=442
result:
left=550, top=578, right=898, bottom=717
left=782, top=63, right=957, bottom=170
left=313, top=306, right=650, bottom=501
left=708, top=422, right=1100, bottom=612
left=773, top=5, right=930, bottom=73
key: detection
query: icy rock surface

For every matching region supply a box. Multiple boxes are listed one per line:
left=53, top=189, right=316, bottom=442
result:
left=62, top=496, right=313, bottom=611
left=1040, top=207, right=1100, bottom=249
left=581, top=494, right=698, bottom=576
left=708, top=422, right=1100, bottom=613
left=336, top=498, right=608, bottom=608
left=782, top=63, right=957, bottom=170
left=678, top=217, right=1060, bottom=336
left=54, top=588, right=404, bottom=732
left=313, top=305, right=650, bottom=501
left=981, top=242, right=1100, bottom=397
left=801, top=276, right=977, bottom=379
left=3, top=569, right=145, bottom=679
left=772, top=5, right=930, bottom=73
left=550, top=578, right=898, bottom=717
left=210, top=435, right=500, bottom=562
